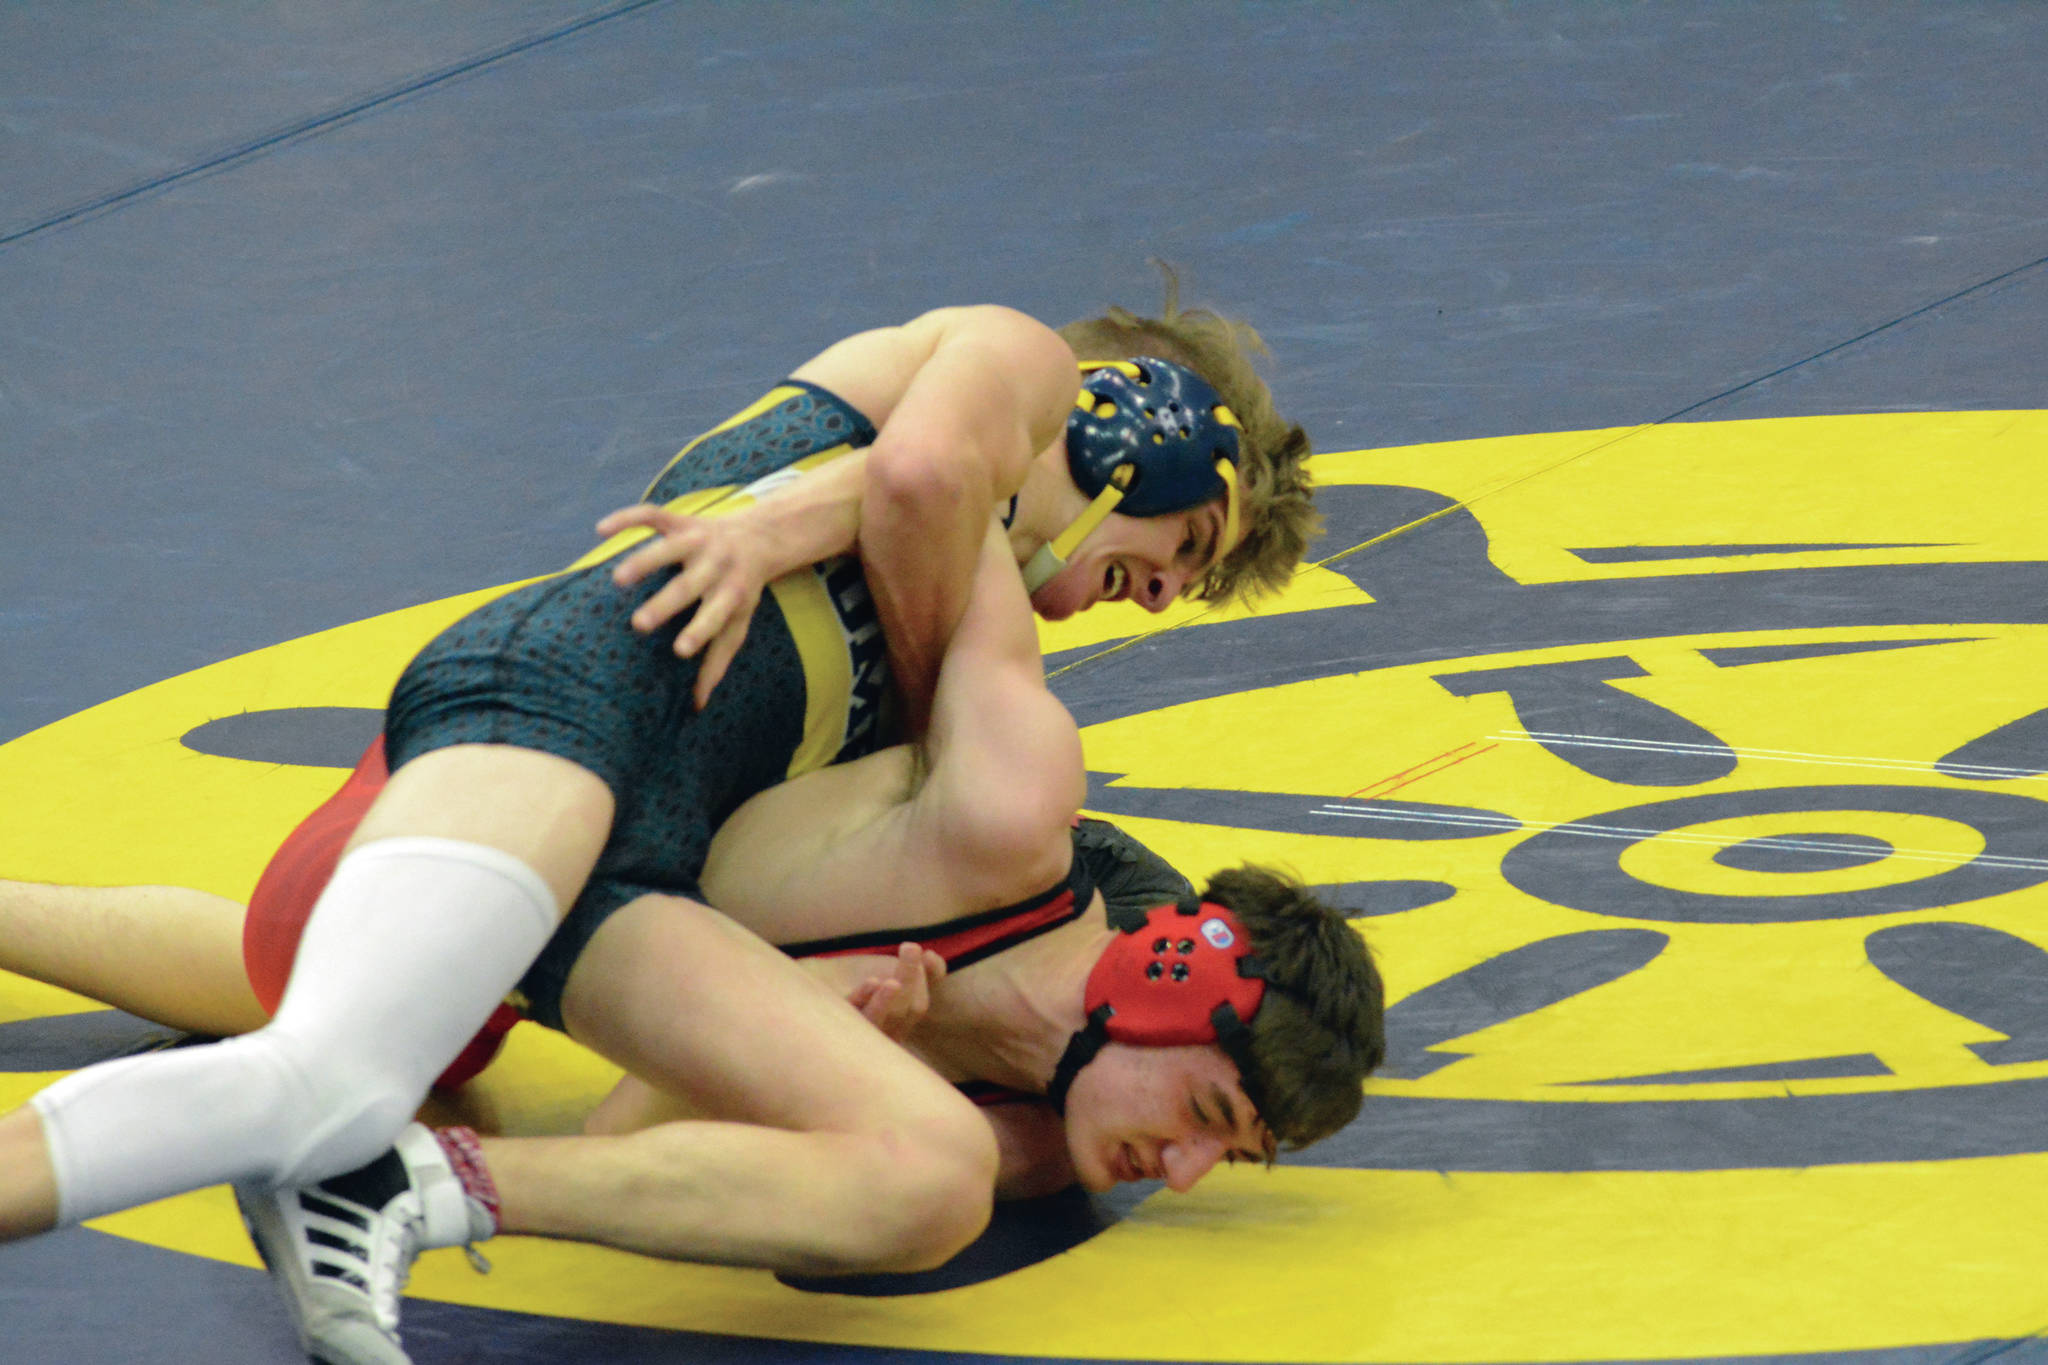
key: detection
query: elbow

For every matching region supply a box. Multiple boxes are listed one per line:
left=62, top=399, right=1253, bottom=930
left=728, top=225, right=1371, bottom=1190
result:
left=951, top=769, right=1082, bottom=909
left=939, top=696, right=1084, bottom=908
left=865, top=437, right=979, bottom=529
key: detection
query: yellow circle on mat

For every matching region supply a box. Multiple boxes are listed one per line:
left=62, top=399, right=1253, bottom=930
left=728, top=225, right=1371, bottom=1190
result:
left=1615, top=808, right=1987, bottom=898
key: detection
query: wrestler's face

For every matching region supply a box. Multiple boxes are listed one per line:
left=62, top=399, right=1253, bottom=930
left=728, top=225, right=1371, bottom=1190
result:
left=1028, top=494, right=1233, bottom=622
left=1060, top=1041, right=1275, bottom=1193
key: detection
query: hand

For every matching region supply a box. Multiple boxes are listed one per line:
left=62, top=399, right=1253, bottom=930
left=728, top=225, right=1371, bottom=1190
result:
left=844, top=942, right=947, bottom=1043
left=596, top=503, right=772, bottom=710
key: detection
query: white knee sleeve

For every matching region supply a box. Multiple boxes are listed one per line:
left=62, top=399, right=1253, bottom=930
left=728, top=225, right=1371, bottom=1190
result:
left=33, top=837, right=557, bottom=1225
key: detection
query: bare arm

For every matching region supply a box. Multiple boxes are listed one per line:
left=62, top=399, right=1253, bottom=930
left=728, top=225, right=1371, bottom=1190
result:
left=698, top=526, right=1080, bottom=941
left=603, top=306, right=1077, bottom=723
left=813, top=307, right=1076, bottom=737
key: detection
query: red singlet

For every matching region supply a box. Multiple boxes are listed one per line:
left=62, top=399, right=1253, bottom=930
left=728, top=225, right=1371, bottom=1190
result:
left=243, top=738, right=520, bottom=1090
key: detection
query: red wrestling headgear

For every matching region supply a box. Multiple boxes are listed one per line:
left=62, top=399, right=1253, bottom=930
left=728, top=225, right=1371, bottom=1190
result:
left=1047, top=897, right=1278, bottom=1120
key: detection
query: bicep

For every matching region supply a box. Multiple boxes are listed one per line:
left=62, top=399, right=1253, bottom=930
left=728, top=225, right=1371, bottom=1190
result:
left=793, top=306, right=1077, bottom=496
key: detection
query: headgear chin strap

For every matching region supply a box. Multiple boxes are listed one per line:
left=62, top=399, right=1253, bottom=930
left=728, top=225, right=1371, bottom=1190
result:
left=1046, top=897, right=1275, bottom=1121
left=1022, top=358, right=1243, bottom=593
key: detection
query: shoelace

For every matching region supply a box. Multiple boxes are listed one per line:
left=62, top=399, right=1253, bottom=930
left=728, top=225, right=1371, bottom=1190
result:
left=358, top=1204, right=494, bottom=1333
left=364, top=1218, right=423, bottom=1334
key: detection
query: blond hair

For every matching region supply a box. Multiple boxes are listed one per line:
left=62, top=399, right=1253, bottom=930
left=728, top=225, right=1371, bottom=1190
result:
left=1058, top=268, right=1317, bottom=605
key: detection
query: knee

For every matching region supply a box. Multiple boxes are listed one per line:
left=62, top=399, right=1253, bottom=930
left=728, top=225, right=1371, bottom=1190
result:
left=249, top=1027, right=429, bottom=1187
left=844, top=1107, right=999, bottom=1273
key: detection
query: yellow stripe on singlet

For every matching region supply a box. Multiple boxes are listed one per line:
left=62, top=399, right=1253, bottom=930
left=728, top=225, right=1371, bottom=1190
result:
left=767, top=569, right=855, bottom=778
left=735, top=444, right=871, bottom=779
left=562, top=436, right=866, bottom=780
left=638, top=383, right=810, bottom=501
left=560, top=482, right=737, bottom=572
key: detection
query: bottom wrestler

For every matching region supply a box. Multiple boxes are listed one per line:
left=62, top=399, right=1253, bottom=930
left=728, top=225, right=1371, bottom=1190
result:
left=0, top=530, right=1384, bottom=1364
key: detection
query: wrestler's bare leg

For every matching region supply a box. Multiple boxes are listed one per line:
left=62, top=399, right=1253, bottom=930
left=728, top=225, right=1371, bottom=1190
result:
left=502, top=890, right=996, bottom=1274
left=0, top=882, right=261, bottom=1238
left=0, top=743, right=611, bottom=1245
left=0, top=880, right=266, bottom=1037
left=702, top=523, right=1081, bottom=941
left=0, top=742, right=612, bottom=1049
left=0, top=1112, right=57, bottom=1237
left=342, top=744, right=613, bottom=905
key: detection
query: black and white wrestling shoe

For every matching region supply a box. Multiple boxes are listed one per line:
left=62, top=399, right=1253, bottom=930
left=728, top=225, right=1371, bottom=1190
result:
left=235, top=1123, right=498, bottom=1365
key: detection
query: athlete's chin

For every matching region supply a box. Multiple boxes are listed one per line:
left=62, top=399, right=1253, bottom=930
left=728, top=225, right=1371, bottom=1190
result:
left=1074, top=1162, right=1117, bottom=1194
left=1063, top=1132, right=1114, bottom=1192
left=1029, top=585, right=1081, bottom=622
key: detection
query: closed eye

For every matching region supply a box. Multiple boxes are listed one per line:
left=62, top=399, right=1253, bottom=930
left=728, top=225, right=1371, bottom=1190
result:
left=1204, top=1082, right=1276, bottom=1165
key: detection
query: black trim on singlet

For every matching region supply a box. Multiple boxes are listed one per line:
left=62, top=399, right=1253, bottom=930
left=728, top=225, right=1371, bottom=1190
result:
left=955, top=1079, right=1040, bottom=1108
left=639, top=377, right=878, bottom=509
left=782, top=845, right=1098, bottom=973
left=769, top=378, right=887, bottom=465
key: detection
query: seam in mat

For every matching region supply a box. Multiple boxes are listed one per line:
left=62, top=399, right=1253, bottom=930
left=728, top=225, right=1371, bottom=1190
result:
left=0, top=0, right=673, bottom=251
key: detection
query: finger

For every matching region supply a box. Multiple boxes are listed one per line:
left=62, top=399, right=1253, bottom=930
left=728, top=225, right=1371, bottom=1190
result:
left=922, top=948, right=948, bottom=985
left=862, top=979, right=902, bottom=1027
left=670, top=576, right=731, bottom=656
left=594, top=503, right=662, bottom=536
left=847, top=979, right=879, bottom=1012
left=639, top=553, right=731, bottom=634
left=635, top=573, right=709, bottom=635
left=691, top=614, right=752, bottom=711
left=892, top=944, right=931, bottom=1017
left=612, top=525, right=695, bottom=588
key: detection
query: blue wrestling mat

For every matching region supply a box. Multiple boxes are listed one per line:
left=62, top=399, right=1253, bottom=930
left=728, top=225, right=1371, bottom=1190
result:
left=4, top=3, right=2046, bottom=1361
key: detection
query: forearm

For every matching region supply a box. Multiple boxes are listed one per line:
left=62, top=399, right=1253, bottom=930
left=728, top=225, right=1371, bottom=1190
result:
left=609, top=306, right=1074, bottom=717
left=859, top=454, right=992, bottom=740
left=910, top=527, right=1088, bottom=907
left=730, top=453, right=867, bottom=578
left=857, top=337, right=1046, bottom=736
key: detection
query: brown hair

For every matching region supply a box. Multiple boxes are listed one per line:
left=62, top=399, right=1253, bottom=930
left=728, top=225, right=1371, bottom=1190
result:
left=1058, top=267, right=1318, bottom=605
left=1203, top=865, right=1384, bottom=1151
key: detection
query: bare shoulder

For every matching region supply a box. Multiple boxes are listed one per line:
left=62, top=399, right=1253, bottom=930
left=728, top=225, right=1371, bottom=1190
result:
left=789, top=305, right=1076, bottom=430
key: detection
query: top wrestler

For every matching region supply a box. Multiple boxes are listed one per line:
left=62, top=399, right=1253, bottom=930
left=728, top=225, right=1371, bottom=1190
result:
left=0, top=288, right=1365, bottom=1365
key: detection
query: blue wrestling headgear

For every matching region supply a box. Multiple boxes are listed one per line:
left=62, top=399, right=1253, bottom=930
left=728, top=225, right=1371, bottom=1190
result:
left=1022, top=358, right=1244, bottom=592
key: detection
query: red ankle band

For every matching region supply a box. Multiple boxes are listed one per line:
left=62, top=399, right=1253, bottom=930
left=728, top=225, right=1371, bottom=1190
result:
left=432, top=1125, right=501, bottom=1230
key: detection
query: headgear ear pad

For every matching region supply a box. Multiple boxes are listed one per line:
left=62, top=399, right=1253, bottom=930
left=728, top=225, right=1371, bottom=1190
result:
left=1084, top=900, right=1265, bottom=1044
left=1023, top=357, right=1244, bottom=595
left=1047, top=898, right=1274, bottom=1117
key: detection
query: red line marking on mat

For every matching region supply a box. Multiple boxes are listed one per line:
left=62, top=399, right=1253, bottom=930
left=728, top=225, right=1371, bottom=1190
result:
left=1348, top=741, right=1497, bottom=799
